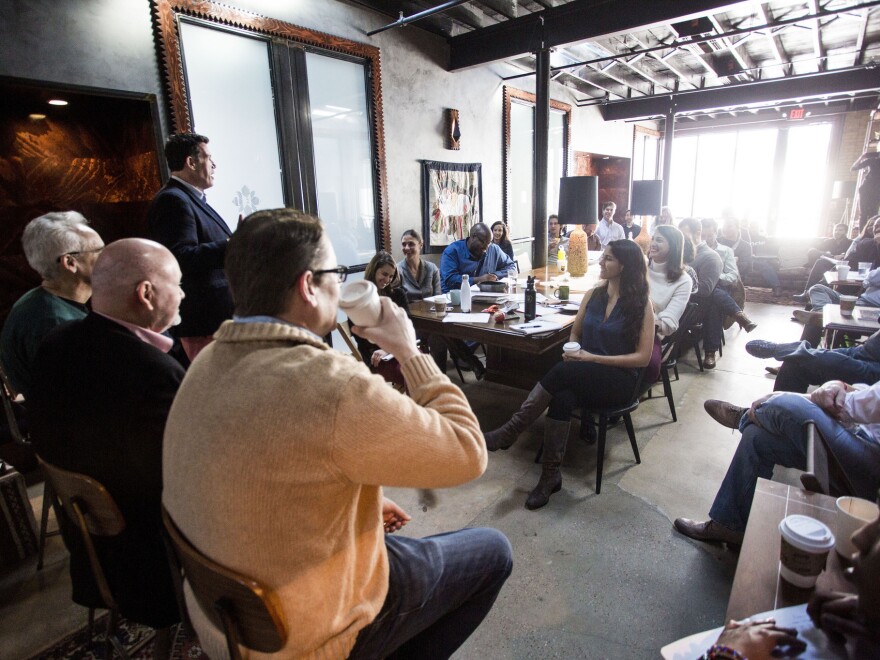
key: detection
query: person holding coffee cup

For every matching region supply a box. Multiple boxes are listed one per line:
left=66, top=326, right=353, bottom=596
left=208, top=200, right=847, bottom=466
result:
left=675, top=380, right=880, bottom=546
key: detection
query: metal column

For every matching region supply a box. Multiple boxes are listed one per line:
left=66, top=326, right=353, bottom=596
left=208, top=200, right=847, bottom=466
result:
left=661, top=108, right=675, bottom=206
left=533, top=47, right=550, bottom=268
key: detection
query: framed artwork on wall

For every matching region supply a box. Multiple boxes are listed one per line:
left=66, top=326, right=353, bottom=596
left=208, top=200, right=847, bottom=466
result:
left=421, top=160, right=483, bottom=253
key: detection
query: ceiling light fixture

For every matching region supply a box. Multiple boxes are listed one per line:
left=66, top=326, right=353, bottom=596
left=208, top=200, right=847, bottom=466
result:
left=29, top=113, right=47, bottom=120
left=47, top=99, right=68, bottom=106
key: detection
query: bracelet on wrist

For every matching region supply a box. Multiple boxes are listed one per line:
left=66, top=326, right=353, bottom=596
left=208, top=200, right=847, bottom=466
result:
left=704, top=644, right=747, bottom=660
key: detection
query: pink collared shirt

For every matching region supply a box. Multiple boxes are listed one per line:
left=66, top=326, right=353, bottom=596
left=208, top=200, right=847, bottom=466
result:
left=95, top=312, right=174, bottom=353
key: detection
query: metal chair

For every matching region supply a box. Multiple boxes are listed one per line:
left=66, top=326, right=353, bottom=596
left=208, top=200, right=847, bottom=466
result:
left=799, top=420, right=855, bottom=497
left=0, top=364, right=59, bottom=569
left=645, top=302, right=702, bottom=422
left=38, top=457, right=131, bottom=659
left=162, top=507, right=287, bottom=660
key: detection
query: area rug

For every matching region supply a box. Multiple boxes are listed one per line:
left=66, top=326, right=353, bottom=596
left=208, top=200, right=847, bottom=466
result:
left=744, top=285, right=798, bottom=306
left=27, top=615, right=205, bottom=659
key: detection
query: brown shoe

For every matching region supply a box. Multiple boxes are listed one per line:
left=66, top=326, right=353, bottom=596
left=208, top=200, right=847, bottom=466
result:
left=734, top=311, right=757, bottom=333
left=765, top=366, right=780, bottom=376
left=703, top=351, right=716, bottom=369
left=792, top=309, right=821, bottom=326
left=673, top=518, right=744, bottom=546
left=704, top=399, right=747, bottom=429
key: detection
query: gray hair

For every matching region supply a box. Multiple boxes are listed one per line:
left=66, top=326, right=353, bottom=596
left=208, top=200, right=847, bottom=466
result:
left=22, top=211, right=93, bottom=279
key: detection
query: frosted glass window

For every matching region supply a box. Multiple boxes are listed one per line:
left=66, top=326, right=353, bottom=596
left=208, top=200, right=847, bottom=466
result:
left=508, top=102, right=535, bottom=240
left=731, top=129, right=776, bottom=224
left=693, top=132, right=737, bottom=219
left=778, top=124, right=832, bottom=237
left=547, top=110, right=565, bottom=216
left=669, top=135, right=698, bottom=217
left=179, top=22, right=285, bottom=231
left=306, top=53, right=377, bottom=267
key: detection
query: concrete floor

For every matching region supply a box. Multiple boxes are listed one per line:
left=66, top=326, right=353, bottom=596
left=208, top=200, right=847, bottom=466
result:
left=0, top=301, right=805, bottom=659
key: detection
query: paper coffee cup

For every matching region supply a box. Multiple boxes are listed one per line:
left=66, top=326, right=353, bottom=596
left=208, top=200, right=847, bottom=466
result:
left=837, top=264, right=850, bottom=280
left=835, top=496, right=879, bottom=560
left=778, top=515, right=835, bottom=588
left=339, top=280, right=382, bottom=327
left=563, top=341, right=580, bottom=353
left=435, top=301, right=447, bottom=314
left=839, top=294, right=858, bottom=316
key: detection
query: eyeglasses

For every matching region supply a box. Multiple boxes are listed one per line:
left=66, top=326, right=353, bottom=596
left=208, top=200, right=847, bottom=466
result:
left=313, top=265, right=352, bottom=283
left=56, top=246, right=104, bottom=263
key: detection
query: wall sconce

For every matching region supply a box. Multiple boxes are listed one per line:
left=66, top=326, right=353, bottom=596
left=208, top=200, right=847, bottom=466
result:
left=446, top=108, right=461, bottom=150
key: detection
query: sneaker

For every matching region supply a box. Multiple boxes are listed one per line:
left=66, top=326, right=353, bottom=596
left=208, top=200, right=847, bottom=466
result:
left=745, top=339, right=803, bottom=360
left=792, top=309, right=821, bottom=325
left=673, top=518, right=744, bottom=546
left=704, top=399, right=747, bottom=429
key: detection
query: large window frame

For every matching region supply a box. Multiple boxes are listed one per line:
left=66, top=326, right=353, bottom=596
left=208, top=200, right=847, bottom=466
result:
left=152, top=0, right=391, bottom=259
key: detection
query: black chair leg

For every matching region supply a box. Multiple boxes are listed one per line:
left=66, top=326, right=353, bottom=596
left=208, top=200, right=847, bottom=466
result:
left=534, top=442, right=543, bottom=464
left=673, top=364, right=680, bottom=380
left=661, top=367, right=677, bottom=422
left=694, top=344, right=704, bottom=372
left=595, top=415, right=608, bottom=494
left=624, top=414, right=640, bottom=464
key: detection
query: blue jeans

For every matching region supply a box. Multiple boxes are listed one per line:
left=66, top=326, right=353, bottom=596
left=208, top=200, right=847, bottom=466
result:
left=807, top=284, right=868, bottom=310
left=703, top=287, right=742, bottom=352
left=774, top=342, right=880, bottom=393
left=349, top=528, right=512, bottom=659
left=709, top=394, right=880, bottom=532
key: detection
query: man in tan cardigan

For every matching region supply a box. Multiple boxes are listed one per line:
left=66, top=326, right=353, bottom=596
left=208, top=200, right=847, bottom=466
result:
left=163, top=209, right=512, bottom=659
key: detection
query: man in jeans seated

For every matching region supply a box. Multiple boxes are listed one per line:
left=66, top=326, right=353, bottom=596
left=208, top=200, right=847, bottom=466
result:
left=746, top=330, right=880, bottom=393
left=674, top=381, right=880, bottom=545
left=163, top=209, right=512, bottom=659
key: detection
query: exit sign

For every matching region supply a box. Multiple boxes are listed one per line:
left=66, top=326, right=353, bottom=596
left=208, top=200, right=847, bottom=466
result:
left=789, top=108, right=806, bottom=120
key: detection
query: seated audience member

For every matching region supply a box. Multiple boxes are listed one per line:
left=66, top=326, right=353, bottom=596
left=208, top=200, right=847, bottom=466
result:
left=440, top=222, right=515, bottom=293
left=809, top=513, right=880, bottom=647
left=622, top=209, right=641, bottom=240
left=546, top=215, right=567, bottom=264
left=397, top=229, right=447, bottom=372
left=596, top=202, right=625, bottom=247
left=793, top=221, right=862, bottom=304
left=657, top=206, right=674, bottom=227
left=679, top=218, right=724, bottom=368
left=29, top=238, right=185, bottom=630
left=746, top=330, right=880, bottom=393
left=647, top=225, right=692, bottom=338
left=807, top=222, right=851, bottom=267
left=148, top=132, right=234, bottom=361
left=674, top=381, right=880, bottom=545
left=350, top=251, right=409, bottom=388
left=162, top=209, right=512, bottom=659
left=800, top=263, right=880, bottom=320
left=491, top=221, right=515, bottom=261
left=1, top=212, right=103, bottom=398
left=581, top=219, right=602, bottom=251
left=719, top=217, right=783, bottom=296
left=484, top=240, right=655, bottom=509
left=703, top=218, right=757, bottom=333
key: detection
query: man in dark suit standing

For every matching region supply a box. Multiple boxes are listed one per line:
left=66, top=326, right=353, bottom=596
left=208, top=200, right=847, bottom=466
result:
left=29, top=238, right=185, bottom=635
left=148, top=132, right=233, bottom=361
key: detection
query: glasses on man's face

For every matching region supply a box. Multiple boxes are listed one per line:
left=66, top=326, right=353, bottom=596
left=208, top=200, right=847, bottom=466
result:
left=314, top=266, right=352, bottom=283
left=56, top=246, right=104, bottom=263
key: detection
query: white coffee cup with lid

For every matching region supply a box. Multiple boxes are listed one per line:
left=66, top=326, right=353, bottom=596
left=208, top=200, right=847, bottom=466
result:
left=563, top=342, right=581, bottom=354
left=339, top=280, right=382, bottom=327
left=835, top=496, right=879, bottom=560
left=778, top=514, right=835, bottom=588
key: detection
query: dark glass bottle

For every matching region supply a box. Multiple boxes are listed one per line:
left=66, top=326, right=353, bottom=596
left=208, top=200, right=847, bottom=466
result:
left=524, top=276, right=536, bottom=321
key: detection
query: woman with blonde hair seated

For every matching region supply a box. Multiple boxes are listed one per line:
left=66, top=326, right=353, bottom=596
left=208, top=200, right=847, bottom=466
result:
left=483, top=240, right=655, bottom=509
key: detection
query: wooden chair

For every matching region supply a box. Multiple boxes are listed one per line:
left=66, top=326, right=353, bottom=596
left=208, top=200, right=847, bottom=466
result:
left=335, top=322, right=364, bottom=362
left=0, top=364, right=59, bottom=570
left=162, top=507, right=287, bottom=660
left=38, top=457, right=131, bottom=659
left=799, top=420, right=855, bottom=497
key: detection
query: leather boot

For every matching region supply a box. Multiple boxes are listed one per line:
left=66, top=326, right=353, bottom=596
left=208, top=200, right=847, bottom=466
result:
left=525, top=418, right=570, bottom=510
left=734, top=311, right=757, bottom=333
left=484, top=383, right=552, bottom=451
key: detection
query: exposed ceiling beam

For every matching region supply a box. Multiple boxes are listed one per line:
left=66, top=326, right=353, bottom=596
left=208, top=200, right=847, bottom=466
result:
left=477, top=0, right=519, bottom=20
left=853, top=8, right=872, bottom=66
left=756, top=2, right=789, bottom=65
left=600, top=65, right=880, bottom=120
left=808, top=0, right=826, bottom=71
left=588, top=61, right=647, bottom=96
left=707, top=13, right=757, bottom=80
left=448, top=0, right=746, bottom=70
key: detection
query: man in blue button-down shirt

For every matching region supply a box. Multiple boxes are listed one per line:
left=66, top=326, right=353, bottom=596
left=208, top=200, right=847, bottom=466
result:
left=440, top=223, right=516, bottom=293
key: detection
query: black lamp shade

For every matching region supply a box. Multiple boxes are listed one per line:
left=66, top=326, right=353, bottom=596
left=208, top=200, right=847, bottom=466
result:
left=558, top=176, right=598, bottom=226
left=631, top=180, right=664, bottom=216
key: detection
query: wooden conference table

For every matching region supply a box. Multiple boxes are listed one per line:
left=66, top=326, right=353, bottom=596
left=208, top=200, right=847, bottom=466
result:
left=408, top=264, right=600, bottom=389
left=726, top=478, right=853, bottom=622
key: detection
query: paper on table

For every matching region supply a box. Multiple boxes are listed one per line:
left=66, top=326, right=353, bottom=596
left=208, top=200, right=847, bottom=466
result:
left=442, top=313, right=491, bottom=323
left=660, top=604, right=850, bottom=660
left=516, top=305, right=557, bottom=317
left=423, top=294, right=449, bottom=303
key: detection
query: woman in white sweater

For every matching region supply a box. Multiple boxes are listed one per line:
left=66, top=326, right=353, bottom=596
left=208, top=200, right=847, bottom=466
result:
left=647, top=225, right=693, bottom=337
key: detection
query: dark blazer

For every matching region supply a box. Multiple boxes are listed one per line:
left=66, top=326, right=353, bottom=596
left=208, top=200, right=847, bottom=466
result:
left=147, top=178, right=234, bottom=337
left=29, top=313, right=185, bottom=627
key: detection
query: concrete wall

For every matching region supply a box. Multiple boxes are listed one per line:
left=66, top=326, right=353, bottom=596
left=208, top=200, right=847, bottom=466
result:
left=0, top=0, right=639, bottom=257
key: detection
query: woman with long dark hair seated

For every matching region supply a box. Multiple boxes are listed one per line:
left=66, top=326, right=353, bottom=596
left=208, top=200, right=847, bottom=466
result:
left=351, top=251, right=409, bottom=387
left=483, top=240, right=655, bottom=509
left=491, top=221, right=515, bottom=261
left=647, top=225, right=693, bottom=338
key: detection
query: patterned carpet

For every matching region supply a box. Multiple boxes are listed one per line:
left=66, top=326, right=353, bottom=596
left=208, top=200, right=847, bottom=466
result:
left=744, top=285, right=799, bottom=306
left=27, top=616, right=205, bottom=659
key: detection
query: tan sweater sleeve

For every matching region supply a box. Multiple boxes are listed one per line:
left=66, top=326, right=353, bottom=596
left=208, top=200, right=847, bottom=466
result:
left=330, top=354, right=487, bottom=488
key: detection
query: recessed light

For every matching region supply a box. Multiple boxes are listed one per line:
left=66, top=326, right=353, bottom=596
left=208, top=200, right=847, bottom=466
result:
left=47, top=99, right=68, bottom=106
left=29, top=113, right=47, bottom=120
